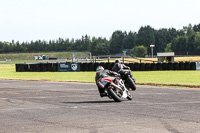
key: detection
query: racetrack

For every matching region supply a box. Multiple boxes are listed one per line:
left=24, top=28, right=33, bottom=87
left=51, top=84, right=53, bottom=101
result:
left=0, top=80, right=200, bottom=133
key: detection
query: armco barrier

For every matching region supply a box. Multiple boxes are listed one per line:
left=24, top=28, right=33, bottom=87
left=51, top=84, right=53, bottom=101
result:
left=16, top=62, right=197, bottom=72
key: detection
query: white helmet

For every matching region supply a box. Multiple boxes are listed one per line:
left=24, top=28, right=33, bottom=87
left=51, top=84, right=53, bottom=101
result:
left=96, top=66, right=104, bottom=71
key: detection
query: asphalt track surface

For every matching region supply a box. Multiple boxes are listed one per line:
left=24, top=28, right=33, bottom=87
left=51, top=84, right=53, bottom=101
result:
left=0, top=80, right=200, bottom=133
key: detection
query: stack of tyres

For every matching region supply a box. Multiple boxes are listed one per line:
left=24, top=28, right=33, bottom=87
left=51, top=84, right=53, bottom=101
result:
left=151, top=63, right=157, bottom=71
left=53, top=63, right=58, bottom=72
left=15, top=64, right=25, bottom=72
left=94, top=62, right=100, bottom=71
left=184, top=62, right=190, bottom=70
left=174, top=62, right=179, bottom=70
left=124, top=63, right=130, bottom=70
left=40, top=63, right=47, bottom=72
left=110, top=62, right=115, bottom=70
left=80, top=63, right=84, bottom=71
left=190, top=62, right=196, bottom=70
left=134, top=63, right=140, bottom=71
left=179, top=62, right=185, bottom=70
left=140, top=63, right=145, bottom=71
left=162, top=63, right=168, bottom=70
left=88, top=63, right=94, bottom=71
left=99, top=62, right=106, bottom=69
left=157, top=63, right=163, bottom=70
left=168, top=62, right=174, bottom=70
left=83, top=63, right=89, bottom=71
left=105, top=62, right=112, bottom=70
left=145, top=63, right=151, bottom=71
left=129, top=63, right=134, bottom=71
left=46, top=63, right=53, bottom=72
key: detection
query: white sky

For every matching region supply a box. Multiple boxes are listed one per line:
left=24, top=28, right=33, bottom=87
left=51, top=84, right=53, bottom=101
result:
left=0, top=0, right=200, bottom=42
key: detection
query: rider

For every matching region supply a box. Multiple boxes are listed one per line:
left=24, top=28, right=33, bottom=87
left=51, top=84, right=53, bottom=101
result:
left=95, top=66, right=120, bottom=97
left=112, top=59, right=135, bottom=82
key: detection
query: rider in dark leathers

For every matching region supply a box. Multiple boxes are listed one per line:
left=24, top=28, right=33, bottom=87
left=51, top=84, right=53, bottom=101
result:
left=112, top=59, right=135, bottom=82
left=95, top=66, right=120, bottom=97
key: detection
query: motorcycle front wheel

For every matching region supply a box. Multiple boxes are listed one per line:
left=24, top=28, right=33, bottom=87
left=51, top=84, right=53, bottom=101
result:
left=126, top=91, right=132, bottom=100
left=106, top=86, right=122, bottom=102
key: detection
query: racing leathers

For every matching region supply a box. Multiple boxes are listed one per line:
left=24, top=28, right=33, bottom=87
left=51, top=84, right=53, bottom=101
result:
left=112, top=62, right=135, bottom=82
left=95, top=69, right=120, bottom=97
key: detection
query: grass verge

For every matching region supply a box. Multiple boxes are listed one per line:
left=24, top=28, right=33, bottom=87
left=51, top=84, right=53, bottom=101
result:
left=0, top=64, right=200, bottom=88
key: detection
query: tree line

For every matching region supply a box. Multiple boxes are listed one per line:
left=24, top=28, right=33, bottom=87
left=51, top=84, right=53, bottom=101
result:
left=0, top=23, right=200, bottom=57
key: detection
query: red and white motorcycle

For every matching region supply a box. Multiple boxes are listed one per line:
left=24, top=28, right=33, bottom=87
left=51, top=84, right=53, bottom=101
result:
left=97, top=77, right=132, bottom=102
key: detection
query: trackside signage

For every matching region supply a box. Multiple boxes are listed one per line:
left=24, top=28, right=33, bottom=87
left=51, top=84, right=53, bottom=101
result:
left=196, top=62, right=200, bottom=70
left=58, top=63, right=80, bottom=72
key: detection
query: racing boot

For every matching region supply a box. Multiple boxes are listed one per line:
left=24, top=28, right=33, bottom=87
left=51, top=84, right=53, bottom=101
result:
left=100, top=92, right=108, bottom=97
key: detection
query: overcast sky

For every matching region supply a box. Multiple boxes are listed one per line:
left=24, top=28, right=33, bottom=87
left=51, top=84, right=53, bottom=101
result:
left=0, top=0, right=200, bottom=42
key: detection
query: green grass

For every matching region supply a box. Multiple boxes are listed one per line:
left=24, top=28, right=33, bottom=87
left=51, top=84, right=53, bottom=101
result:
left=0, top=64, right=95, bottom=82
left=0, top=52, right=89, bottom=60
left=0, top=64, right=200, bottom=87
left=133, top=71, right=200, bottom=86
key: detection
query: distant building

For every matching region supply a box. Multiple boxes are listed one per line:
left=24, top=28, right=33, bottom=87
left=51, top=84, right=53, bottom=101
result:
left=34, top=56, right=42, bottom=60
left=157, top=52, right=175, bottom=63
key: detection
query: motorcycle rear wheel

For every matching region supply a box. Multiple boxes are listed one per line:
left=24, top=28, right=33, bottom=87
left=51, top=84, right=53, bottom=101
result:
left=107, top=86, right=122, bottom=102
left=127, top=76, right=136, bottom=91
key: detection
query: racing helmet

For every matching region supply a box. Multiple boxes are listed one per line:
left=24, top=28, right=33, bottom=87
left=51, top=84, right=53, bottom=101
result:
left=115, top=59, right=120, bottom=63
left=96, top=66, right=104, bottom=71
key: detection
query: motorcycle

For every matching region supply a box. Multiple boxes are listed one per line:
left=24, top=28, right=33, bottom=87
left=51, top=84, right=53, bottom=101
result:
left=97, top=76, right=132, bottom=102
left=119, top=69, right=136, bottom=91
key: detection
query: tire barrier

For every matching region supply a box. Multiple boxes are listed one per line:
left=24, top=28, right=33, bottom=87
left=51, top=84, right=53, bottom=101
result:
left=88, top=63, right=94, bottom=71
left=145, top=63, right=151, bottom=71
left=81, top=63, right=89, bottom=71
left=134, top=63, right=140, bottom=71
left=174, top=62, right=179, bottom=70
left=105, top=62, right=112, bottom=70
left=151, top=63, right=157, bottom=71
left=140, top=63, right=146, bottom=71
left=16, top=62, right=197, bottom=72
left=184, top=62, right=190, bottom=70
left=190, top=62, right=196, bottom=70
left=168, top=62, right=174, bottom=70
left=179, top=62, right=185, bottom=70
left=99, top=62, right=106, bottom=69
left=162, top=63, right=168, bottom=70
left=157, top=63, right=163, bottom=70
left=129, top=63, right=134, bottom=71
left=94, top=62, right=100, bottom=71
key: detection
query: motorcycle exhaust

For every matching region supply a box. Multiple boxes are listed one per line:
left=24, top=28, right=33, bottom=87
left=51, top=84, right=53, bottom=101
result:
left=110, top=82, right=123, bottom=93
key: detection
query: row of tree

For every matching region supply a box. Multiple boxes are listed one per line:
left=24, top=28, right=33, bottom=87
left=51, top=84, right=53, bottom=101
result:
left=0, top=23, right=200, bottom=57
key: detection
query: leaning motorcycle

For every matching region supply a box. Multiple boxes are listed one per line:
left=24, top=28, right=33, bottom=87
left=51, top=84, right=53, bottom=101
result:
left=97, top=77, right=132, bottom=102
left=119, top=69, right=136, bottom=91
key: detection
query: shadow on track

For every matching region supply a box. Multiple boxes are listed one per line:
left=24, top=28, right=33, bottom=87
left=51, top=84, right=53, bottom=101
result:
left=62, top=100, right=115, bottom=104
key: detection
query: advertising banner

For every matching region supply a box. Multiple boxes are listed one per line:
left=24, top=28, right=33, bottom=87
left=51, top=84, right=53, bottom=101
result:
left=58, top=63, right=80, bottom=72
left=196, top=62, right=200, bottom=70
